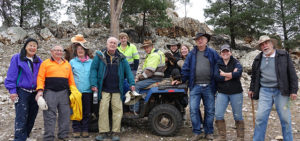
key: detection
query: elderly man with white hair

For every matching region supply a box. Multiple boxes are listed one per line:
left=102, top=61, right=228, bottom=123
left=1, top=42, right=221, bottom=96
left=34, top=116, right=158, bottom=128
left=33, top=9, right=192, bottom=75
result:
left=248, top=35, right=298, bottom=141
left=35, top=45, right=76, bottom=141
left=90, top=37, right=135, bottom=141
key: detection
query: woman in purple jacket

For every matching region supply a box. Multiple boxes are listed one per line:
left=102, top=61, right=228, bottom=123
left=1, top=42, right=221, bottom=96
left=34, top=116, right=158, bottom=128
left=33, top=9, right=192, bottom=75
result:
left=5, top=38, right=42, bottom=141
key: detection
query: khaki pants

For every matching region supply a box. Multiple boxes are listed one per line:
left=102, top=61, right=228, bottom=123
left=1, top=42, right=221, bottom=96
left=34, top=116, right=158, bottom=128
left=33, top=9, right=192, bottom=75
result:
left=98, top=92, right=123, bottom=133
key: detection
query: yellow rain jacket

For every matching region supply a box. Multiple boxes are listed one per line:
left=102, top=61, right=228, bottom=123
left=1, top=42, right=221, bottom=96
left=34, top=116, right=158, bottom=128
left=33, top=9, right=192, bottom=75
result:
left=69, top=85, right=82, bottom=121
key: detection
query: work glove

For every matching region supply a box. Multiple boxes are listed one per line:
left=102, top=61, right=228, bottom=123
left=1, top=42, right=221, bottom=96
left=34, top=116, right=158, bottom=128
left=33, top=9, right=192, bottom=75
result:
left=124, top=91, right=142, bottom=105
left=37, top=96, right=48, bottom=110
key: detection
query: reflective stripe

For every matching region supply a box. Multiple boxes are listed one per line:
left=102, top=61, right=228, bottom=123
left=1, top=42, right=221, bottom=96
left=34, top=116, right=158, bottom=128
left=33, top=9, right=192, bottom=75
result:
left=142, top=72, right=148, bottom=79
left=159, top=52, right=163, bottom=65
left=118, top=44, right=140, bottom=63
left=144, top=67, right=156, bottom=71
left=128, top=62, right=133, bottom=64
left=154, top=49, right=165, bottom=67
left=154, top=72, right=164, bottom=76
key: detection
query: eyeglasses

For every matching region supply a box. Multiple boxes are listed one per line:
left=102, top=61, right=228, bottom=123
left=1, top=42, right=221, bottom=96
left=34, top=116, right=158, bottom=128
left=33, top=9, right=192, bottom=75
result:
left=52, top=49, right=63, bottom=52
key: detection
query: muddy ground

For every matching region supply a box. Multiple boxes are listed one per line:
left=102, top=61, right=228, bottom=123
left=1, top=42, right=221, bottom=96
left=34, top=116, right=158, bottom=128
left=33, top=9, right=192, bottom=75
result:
left=0, top=83, right=300, bottom=141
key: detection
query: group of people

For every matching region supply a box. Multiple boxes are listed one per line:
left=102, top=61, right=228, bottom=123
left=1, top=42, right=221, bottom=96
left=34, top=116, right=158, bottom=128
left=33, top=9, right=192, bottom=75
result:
left=4, top=31, right=298, bottom=141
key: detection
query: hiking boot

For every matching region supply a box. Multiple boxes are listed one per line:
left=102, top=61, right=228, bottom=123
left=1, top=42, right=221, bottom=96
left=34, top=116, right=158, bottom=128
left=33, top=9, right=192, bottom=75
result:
left=235, top=120, right=245, bottom=141
left=215, top=120, right=226, bottom=141
left=72, top=132, right=80, bottom=138
left=191, top=133, right=203, bottom=141
left=82, top=132, right=89, bottom=138
left=95, top=133, right=108, bottom=141
left=111, top=132, right=120, bottom=141
left=205, top=134, right=214, bottom=140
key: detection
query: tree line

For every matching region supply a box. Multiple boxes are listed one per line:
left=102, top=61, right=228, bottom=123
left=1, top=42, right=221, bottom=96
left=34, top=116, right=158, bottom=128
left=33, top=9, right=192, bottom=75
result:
left=0, top=0, right=299, bottom=50
left=205, top=0, right=300, bottom=51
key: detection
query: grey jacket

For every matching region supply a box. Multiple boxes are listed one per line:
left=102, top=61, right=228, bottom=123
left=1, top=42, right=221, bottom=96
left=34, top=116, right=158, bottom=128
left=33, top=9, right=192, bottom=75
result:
left=249, top=49, right=298, bottom=100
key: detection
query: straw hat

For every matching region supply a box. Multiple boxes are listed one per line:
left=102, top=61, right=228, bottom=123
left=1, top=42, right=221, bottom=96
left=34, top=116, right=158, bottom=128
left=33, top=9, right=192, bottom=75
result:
left=256, top=35, right=277, bottom=50
left=71, top=34, right=88, bottom=49
left=71, top=34, right=87, bottom=43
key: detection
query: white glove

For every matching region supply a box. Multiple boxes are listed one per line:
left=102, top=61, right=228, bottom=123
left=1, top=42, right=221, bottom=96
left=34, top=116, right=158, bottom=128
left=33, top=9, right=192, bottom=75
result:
left=132, top=91, right=142, bottom=96
left=124, top=91, right=131, bottom=104
left=37, top=96, right=48, bottom=110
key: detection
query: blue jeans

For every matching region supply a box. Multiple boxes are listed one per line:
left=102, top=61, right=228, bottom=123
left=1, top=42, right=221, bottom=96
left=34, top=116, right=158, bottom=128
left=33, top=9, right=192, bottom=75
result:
left=253, top=87, right=293, bottom=141
left=189, top=84, right=215, bottom=134
left=215, top=92, right=243, bottom=121
left=130, top=78, right=161, bottom=112
left=14, top=88, right=39, bottom=141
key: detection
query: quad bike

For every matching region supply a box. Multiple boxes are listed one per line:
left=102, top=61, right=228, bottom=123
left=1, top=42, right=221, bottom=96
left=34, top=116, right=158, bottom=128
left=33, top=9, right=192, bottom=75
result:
left=89, top=79, right=188, bottom=136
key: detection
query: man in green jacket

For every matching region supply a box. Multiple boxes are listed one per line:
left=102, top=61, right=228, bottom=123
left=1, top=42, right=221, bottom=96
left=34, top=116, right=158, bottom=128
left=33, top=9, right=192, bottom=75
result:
left=90, top=37, right=135, bottom=141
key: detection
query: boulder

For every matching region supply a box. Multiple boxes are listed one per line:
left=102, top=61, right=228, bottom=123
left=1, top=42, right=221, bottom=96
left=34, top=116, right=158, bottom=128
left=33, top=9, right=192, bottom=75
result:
left=239, top=50, right=261, bottom=73
left=79, top=28, right=106, bottom=38
left=154, top=8, right=212, bottom=38
left=27, top=30, right=40, bottom=41
left=40, top=28, right=54, bottom=41
left=55, top=21, right=77, bottom=38
left=0, top=27, right=27, bottom=45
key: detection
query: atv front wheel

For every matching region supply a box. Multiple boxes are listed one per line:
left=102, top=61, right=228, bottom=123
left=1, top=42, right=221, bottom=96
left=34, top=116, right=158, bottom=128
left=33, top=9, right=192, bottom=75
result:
left=148, top=104, right=182, bottom=136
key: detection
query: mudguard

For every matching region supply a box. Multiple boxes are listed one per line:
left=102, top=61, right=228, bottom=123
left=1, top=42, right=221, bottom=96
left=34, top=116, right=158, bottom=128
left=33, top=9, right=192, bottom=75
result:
left=140, top=84, right=187, bottom=102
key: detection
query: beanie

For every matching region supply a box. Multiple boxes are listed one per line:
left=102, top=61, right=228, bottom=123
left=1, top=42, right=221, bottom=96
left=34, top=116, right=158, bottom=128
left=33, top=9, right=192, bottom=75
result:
left=20, top=38, right=39, bottom=60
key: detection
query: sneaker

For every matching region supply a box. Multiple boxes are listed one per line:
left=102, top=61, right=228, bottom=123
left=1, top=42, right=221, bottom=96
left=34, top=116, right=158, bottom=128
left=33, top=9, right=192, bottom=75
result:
left=205, top=134, right=214, bottom=140
left=26, top=138, right=37, bottom=141
left=95, top=133, right=107, bottom=141
left=72, top=132, right=80, bottom=138
left=111, top=132, right=120, bottom=141
left=82, top=132, right=89, bottom=138
left=191, top=133, right=203, bottom=141
left=58, top=136, right=69, bottom=141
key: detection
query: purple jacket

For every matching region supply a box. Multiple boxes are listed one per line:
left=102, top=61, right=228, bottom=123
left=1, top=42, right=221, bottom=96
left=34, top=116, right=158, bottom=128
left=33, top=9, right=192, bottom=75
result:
left=5, top=53, right=42, bottom=94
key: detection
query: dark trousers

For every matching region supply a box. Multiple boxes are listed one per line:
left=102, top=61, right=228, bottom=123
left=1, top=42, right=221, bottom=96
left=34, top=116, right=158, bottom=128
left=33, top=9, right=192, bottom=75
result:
left=14, top=88, right=38, bottom=141
left=72, top=93, right=92, bottom=132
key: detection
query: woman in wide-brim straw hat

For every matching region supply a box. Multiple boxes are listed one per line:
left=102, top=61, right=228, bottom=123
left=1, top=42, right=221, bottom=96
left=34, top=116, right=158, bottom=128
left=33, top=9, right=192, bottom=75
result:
left=69, top=34, right=94, bottom=138
left=65, top=34, right=93, bottom=61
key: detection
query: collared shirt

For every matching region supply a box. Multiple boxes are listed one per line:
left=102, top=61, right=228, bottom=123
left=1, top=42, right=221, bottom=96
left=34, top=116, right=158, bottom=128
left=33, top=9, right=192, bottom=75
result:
left=36, top=58, right=75, bottom=91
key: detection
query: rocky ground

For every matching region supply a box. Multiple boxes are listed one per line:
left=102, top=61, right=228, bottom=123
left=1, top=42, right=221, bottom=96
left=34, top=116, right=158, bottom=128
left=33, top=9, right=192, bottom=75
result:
left=1, top=80, right=300, bottom=141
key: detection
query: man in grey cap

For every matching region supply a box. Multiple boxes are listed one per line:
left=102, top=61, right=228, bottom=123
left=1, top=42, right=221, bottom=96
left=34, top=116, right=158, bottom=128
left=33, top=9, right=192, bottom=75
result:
left=248, top=35, right=298, bottom=140
left=180, top=32, right=220, bottom=140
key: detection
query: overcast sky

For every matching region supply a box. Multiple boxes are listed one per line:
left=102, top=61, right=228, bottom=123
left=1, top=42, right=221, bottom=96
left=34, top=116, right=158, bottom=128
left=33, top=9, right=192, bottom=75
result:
left=0, top=0, right=209, bottom=27
left=175, top=0, right=209, bottom=23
